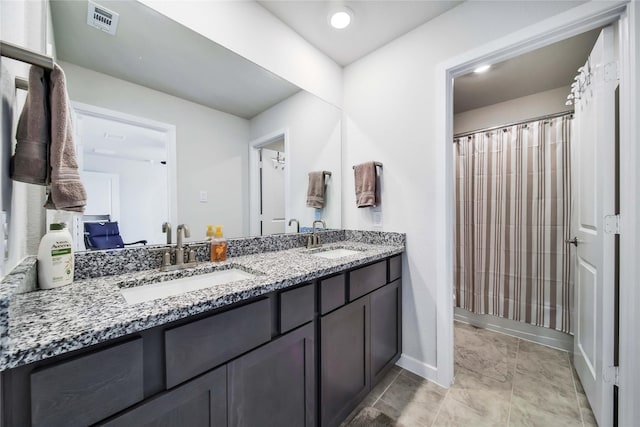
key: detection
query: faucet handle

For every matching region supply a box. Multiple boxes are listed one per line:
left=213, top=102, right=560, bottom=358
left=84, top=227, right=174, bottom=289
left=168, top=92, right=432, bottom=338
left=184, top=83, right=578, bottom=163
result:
left=162, top=222, right=172, bottom=245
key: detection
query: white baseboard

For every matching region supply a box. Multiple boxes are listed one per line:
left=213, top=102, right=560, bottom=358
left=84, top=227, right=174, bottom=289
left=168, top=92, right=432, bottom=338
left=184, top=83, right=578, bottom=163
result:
left=454, top=308, right=574, bottom=352
left=396, top=354, right=445, bottom=387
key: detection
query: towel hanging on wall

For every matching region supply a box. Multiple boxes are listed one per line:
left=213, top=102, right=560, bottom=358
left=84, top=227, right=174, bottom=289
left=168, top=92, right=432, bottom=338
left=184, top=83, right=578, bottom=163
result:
left=43, top=64, right=86, bottom=212
left=11, top=65, right=50, bottom=185
left=354, top=161, right=378, bottom=207
left=306, top=171, right=325, bottom=208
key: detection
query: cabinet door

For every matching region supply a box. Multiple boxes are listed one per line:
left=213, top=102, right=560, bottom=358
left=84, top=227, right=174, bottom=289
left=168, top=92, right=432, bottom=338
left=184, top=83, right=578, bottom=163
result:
left=320, top=298, right=369, bottom=427
left=370, top=279, right=402, bottom=386
left=228, top=323, right=315, bottom=427
left=97, top=367, right=227, bottom=427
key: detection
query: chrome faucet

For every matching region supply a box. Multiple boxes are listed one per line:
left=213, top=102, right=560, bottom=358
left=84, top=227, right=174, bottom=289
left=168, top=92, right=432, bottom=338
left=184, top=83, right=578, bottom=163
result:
left=307, top=220, right=326, bottom=248
left=288, top=218, right=300, bottom=233
left=162, top=222, right=172, bottom=245
left=153, top=223, right=203, bottom=271
left=175, top=224, right=191, bottom=266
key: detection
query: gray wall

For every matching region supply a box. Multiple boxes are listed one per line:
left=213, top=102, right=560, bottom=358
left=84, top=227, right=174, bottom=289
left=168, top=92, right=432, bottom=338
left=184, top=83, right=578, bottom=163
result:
left=454, top=86, right=571, bottom=135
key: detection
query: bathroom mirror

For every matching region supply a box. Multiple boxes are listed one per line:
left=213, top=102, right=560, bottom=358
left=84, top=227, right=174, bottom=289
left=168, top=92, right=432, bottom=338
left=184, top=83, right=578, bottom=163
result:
left=47, top=0, right=342, bottom=247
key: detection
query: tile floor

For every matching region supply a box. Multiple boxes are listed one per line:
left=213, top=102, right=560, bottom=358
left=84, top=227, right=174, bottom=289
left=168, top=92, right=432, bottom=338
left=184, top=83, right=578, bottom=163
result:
left=343, top=321, right=598, bottom=427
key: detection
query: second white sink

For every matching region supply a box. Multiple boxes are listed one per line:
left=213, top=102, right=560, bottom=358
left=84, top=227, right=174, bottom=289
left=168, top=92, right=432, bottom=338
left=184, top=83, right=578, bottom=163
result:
left=311, top=248, right=362, bottom=259
left=120, top=268, right=256, bottom=305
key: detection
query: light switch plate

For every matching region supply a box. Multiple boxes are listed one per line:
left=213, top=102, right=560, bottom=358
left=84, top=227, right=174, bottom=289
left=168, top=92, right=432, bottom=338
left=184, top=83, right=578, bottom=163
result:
left=199, top=191, right=208, bottom=203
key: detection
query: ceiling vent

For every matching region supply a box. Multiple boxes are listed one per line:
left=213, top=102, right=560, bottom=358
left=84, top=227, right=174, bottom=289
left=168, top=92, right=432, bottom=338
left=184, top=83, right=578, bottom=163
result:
left=86, top=0, right=119, bottom=35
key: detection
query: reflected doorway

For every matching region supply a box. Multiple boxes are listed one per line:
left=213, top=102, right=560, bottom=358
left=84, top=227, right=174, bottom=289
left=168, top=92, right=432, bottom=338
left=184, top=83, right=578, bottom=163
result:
left=69, top=103, right=177, bottom=250
left=249, top=129, right=290, bottom=236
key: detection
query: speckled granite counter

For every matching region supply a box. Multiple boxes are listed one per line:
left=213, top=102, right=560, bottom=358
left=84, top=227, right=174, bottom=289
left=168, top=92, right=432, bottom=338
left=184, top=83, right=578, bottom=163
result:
left=1, top=238, right=404, bottom=371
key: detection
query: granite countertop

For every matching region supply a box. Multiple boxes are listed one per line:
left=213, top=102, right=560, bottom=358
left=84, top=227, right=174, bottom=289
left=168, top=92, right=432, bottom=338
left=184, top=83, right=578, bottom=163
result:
left=2, top=240, right=403, bottom=371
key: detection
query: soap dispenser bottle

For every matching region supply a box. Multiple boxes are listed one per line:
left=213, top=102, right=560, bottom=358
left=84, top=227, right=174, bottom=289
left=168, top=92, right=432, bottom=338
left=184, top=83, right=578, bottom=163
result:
left=210, top=225, right=227, bottom=261
left=37, top=223, right=74, bottom=290
left=206, top=224, right=215, bottom=240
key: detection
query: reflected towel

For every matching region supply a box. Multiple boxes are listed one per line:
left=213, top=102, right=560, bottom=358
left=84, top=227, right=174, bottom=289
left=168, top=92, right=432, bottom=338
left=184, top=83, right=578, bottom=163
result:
left=306, top=171, right=325, bottom=208
left=11, top=66, right=50, bottom=185
left=354, top=162, right=377, bottom=207
left=43, top=64, right=86, bottom=212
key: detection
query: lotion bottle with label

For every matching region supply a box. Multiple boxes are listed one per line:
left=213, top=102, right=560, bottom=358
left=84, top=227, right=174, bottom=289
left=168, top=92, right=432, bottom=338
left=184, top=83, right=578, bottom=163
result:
left=37, top=223, right=74, bottom=290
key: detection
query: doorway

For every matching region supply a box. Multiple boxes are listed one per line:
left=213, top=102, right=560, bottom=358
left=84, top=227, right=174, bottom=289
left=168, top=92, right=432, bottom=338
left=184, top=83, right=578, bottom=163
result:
left=436, top=3, right=635, bottom=426
left=67, top=103, right=177, bottom=250
left=249, top=129, right=290, bottom=236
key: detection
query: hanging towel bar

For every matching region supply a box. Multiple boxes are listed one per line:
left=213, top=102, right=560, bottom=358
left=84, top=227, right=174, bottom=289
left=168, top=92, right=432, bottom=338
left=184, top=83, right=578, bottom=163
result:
left=352, top=162, right=382, bottom=170
left=15, top=77, right=28, bottom=90
left=1, top=40, right=55, bottom=71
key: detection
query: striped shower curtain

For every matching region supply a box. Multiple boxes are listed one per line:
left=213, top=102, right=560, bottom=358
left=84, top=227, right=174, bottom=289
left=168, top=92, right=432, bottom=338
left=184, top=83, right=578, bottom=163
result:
left=454, top=115, right=573, bottom=333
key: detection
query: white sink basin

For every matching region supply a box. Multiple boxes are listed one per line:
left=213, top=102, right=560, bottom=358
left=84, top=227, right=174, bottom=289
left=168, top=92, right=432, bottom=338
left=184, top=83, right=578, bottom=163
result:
left=120, top=268, right=256, bottom=305
left=311, top=248, right=362, bottom=259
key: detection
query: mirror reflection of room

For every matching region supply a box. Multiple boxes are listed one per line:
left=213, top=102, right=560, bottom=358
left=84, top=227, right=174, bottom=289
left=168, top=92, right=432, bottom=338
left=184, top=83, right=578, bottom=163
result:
left=36, top=0, right=343, bottom=250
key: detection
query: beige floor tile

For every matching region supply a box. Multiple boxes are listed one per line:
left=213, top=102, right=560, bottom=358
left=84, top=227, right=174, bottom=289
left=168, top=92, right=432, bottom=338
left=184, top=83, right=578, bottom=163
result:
left=454, top=364, right=513, bottom=392
left=581, top=406, right=599, bottom=427
left=398, top=369, right=448, bottom=396
left=512, top=370, right=581, bottom=421
left=515, top=348, right=574, bottom=388
left=339, top=368, right=401, bottom=426
left=373, top=398, right=433, bottom=427
left=509, top=395, right=583, bottom=427
left=373, top=373, right=447, bottom=427
left=455, top=341, right=516, bottom=383
left=447, top=387, right=510, bottom=424
left=518, top=339, right=570, bottom=364
left=433, top=395, right=505, bottom=427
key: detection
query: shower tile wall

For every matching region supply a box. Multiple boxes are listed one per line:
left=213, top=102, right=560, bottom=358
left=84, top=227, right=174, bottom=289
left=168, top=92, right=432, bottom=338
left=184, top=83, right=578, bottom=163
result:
left=343, top=321, right=597, bottom=427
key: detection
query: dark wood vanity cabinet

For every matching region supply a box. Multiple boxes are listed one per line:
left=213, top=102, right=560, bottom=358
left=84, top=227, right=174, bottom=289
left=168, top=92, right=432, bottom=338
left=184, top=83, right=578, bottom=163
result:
left=1, top=254, right=401, bottom=427
left=320, top=255, right=402, bottom=427
left=228, top=323, right=315, bottom=427
left=98, top=366, right=227, bottom=427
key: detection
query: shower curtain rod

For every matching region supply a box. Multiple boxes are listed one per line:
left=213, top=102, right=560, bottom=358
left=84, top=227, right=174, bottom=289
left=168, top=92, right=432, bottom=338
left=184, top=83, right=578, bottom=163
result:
left=0, top=40, right=55, bottom=71
left=453, top=110, right=574, bottom=140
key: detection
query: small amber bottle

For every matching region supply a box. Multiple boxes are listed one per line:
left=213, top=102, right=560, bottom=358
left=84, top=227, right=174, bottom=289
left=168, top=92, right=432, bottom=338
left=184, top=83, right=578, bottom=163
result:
left=210, top=225, right=227, bottom=261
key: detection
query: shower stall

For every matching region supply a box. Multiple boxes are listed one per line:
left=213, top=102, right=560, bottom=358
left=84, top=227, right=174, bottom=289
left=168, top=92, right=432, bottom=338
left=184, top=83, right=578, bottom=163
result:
left=453, top=113, right=574, bottom=336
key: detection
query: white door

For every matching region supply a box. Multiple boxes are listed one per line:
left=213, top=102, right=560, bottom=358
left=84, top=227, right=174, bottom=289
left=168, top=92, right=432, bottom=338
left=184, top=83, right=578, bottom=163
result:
left=572, top=26, right=617, bottom=427
left=260, top=148, right=285, bottom=235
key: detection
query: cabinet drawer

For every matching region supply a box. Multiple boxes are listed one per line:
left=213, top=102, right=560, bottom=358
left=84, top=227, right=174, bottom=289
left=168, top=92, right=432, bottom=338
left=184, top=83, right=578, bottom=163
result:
left=389, top=255, right=402, bottom=282
left=319, top=274, right=346, bottom=315
left=165, top=298, right=271, bottom=388
left=280, top=283, right=315, bottom=333
left=349, top=260, right=387, bottom=301
left=30, top=338, right=144, bottom=427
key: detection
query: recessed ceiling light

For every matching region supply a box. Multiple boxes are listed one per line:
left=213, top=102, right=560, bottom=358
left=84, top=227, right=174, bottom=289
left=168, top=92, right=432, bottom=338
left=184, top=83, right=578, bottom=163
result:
left=474, top=64, right=491, bottom=74
left=329, top=7, right=353, bottom=30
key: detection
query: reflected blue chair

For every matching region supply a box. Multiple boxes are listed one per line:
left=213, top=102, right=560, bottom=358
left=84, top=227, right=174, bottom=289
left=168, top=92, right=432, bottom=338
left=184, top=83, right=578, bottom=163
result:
left=83, top=218, right=147, bottom=250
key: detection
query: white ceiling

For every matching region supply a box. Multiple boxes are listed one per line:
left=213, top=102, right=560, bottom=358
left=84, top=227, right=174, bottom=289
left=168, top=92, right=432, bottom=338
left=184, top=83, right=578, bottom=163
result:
left=454, top=28, right=601, bottom=113
left=50, top=0, right=300, bottom=119
left=257, top=1, right=463, bottom=66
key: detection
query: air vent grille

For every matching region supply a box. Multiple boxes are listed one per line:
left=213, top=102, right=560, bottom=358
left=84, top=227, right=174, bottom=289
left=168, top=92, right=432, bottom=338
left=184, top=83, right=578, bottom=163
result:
left=86, top=0, right=119, bottom=35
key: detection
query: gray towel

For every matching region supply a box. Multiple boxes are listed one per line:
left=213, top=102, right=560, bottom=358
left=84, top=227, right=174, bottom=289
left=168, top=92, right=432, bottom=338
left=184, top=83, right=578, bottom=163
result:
left=306, top=171, right=325, bottom=208
left=11, top=65, right=50, bottom=185
left=43, top=64, right=86, bottom=212
left=354, top=162, right=377, bottom=207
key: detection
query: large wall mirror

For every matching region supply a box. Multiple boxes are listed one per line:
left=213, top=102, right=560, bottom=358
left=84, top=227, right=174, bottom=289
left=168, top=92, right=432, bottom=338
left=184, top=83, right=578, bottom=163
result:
left=48, top=0, right=342, bottom=249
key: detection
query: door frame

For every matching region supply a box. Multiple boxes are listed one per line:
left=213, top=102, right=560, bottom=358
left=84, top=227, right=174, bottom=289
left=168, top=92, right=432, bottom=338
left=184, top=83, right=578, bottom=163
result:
left=69, top=102, right=178, bottom=248
left=434, top=1, right=637, bottom=424
left=248, top=128, right=290, bottom=236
